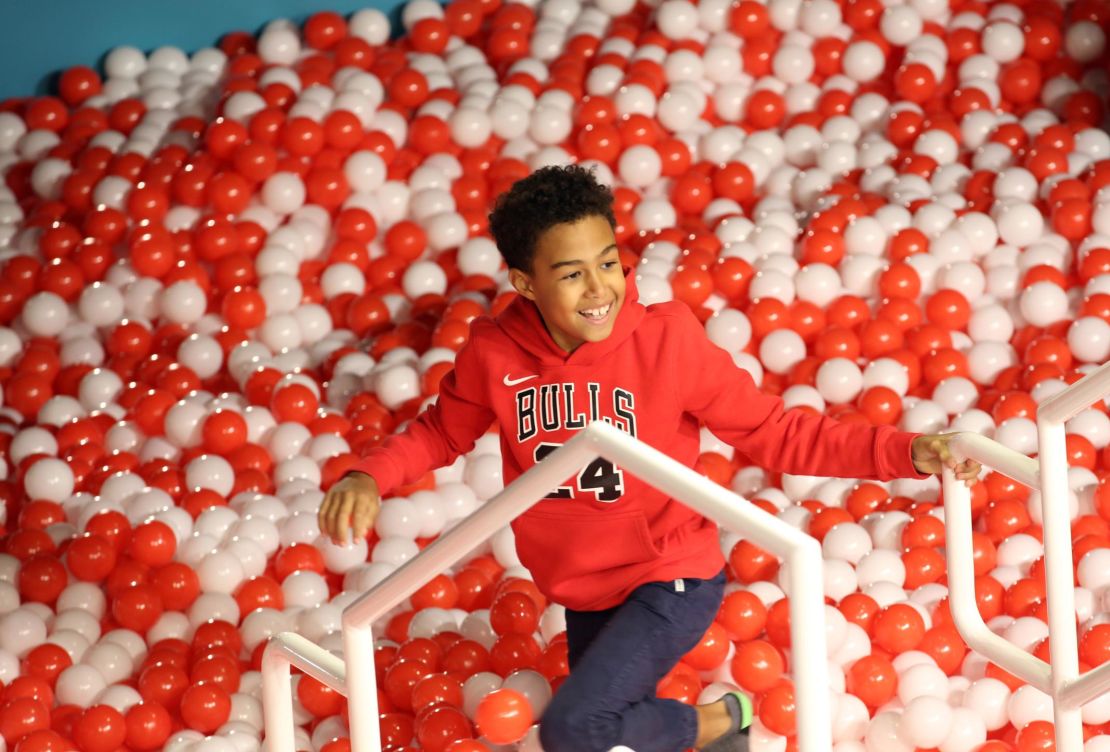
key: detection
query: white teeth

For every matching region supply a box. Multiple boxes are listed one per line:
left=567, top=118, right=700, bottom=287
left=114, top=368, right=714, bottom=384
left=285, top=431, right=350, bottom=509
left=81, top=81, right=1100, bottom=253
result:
left=580, top=303, right=612, bottom=318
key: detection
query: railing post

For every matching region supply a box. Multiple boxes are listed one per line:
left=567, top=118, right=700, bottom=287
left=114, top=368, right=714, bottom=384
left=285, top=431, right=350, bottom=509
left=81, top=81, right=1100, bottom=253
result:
left=342, top=622, right=380, bottom=752
left=261, top=645, right=296, bottom=752
left=1036, top=419, right=1084, bottom=750
left=787, top=539, right=832, bottom=751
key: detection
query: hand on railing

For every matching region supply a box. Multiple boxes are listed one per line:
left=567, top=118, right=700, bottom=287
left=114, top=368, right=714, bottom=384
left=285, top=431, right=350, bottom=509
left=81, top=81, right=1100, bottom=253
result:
left=318, top=471, right=381, bottom=544
left=912, top=433, right=983, bottom=487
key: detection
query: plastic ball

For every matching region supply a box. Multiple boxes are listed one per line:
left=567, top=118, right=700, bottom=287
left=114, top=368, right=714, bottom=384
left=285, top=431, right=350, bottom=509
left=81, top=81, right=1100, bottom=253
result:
left=1068, top=317, right=1110, bottom=363
left=78, top=283, right=125, bottom=327
left=617, top=145, right=663, bottom=188
left=180, top=684, right=231, bottom=733
left=22, top=292, right=70, bottom=337
left=56, top=664, right=108, bottom=707
left=897, top=662, right=947, bottom=704
left=822, top=523, right=872, bottom=565
left=474, top=688, right=533, bottom=744
left=1019, top=281, right=1069, bottom=327
left=176, top=335, right=222, bottom=380
left=0, top=608, right=47, bottom=657
left=261, top=173, right=306, bottom=215
left=160, top=282, right=207, bottom=325
left=995, top=203, right=1044, bottom=247
left=815, top=358, right=863, bottom=404
left=402, top=261, right=448, bottom=299
left=759, top=329, right=806, bottom=374
left=1007, top=684, right=1053, bottom=729
left=896, top=695, right=952, bottom=748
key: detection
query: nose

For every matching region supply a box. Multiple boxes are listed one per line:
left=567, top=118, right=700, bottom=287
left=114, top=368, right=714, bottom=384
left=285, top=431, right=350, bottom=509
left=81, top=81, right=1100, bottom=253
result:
left=585, top=270, right=605, bottom=297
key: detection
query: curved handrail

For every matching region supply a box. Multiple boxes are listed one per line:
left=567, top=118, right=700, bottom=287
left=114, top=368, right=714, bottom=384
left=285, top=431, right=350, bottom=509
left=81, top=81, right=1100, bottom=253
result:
left=942, top=350, right=1110, bottom=752
left=264, top=420, right=834, bottom=751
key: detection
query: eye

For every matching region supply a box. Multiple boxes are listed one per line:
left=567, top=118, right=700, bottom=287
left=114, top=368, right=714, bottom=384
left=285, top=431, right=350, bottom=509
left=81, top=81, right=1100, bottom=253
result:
left=562, top=271, right=581, bottom=281
left=602, top=261, right=618, bottom=270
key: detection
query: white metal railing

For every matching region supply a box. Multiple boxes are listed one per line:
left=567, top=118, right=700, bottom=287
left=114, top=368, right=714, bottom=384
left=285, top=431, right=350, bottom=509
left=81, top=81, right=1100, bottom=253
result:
left=262, top=420, right=833, bottom=751
left=942, top=358, right=1110, bottom=752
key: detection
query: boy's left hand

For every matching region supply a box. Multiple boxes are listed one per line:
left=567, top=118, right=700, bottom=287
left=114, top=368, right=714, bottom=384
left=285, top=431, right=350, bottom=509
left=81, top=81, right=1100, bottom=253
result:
left=912, top=433, right=982, bottom=487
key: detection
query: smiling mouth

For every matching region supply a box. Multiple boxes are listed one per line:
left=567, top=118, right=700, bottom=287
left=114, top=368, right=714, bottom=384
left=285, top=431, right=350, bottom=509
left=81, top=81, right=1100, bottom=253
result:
left=579, top=301, right=614, bottom=323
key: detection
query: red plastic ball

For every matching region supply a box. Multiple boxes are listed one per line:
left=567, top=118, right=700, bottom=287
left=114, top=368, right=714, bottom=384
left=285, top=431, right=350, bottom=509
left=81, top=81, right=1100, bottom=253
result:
left=22, top=644, right=71, bottom=684
left=202, top=410, right=248, bottom=453
left=271, top=384, right=319, bottom=424
left=124, top=702, right=172, bottom=751
left=178, top=684, right=231, bottom=733
left=415, top=705, right=473, bottom=752
left=18, top=556, right=67, bottom=605
left=127, top=521, right=177, bottom=567
left=731, top=639, right=785, bottom=693
left=64, top=535, right=117, bottom=583
left=475, top=688, right=533, bottom=744
left=296, top=676, right=344, bottom=718
left=111, top=584, right=163, bottom=633
left=489, top=592, right=540, bottom=637
left=757, top=681, right=797, bottom=737
left=684, top=620, right=730, bottom=671
left=872, top=603, right=926, bottom=654
left=846, top=654, right=897, bottom=708
left=72, top=705, right=126, bottom=752
left=0, top=697, right=50, bottom=744
left=719, top=589, right=768, bottom=641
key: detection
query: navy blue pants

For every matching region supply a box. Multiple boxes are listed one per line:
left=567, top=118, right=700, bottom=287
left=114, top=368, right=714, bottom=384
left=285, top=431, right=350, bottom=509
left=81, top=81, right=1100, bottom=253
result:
left=540, top=568, right=728, bottom=752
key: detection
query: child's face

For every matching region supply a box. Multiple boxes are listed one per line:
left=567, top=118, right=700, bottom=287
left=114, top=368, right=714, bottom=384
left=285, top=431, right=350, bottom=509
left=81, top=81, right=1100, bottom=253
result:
left=509, top=215, right=626, bottom=353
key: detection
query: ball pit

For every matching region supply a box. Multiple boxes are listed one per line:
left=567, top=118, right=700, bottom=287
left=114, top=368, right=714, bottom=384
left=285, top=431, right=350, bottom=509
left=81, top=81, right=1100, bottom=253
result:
left=0, top=0, right=1107, bottom=751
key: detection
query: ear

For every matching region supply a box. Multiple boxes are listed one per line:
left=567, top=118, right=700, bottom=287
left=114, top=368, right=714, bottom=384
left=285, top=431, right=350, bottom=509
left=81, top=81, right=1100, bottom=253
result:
left=509, top=268, right=536, bottom=301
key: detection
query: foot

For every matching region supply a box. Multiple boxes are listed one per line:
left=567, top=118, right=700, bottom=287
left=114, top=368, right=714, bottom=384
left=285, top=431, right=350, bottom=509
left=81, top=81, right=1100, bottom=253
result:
left=697, top=692, right=752, bottom=751
left=701, top=729, right=749, bottom=752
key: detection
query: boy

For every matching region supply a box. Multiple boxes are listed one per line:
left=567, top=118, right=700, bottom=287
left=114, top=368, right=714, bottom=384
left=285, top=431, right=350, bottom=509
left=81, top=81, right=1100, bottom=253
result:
left=319, top=165, right=981, bottom=751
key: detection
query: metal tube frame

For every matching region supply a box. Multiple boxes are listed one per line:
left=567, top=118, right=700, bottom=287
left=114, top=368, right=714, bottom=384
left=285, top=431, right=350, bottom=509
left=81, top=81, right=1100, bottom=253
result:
left=262, top=420, right=834, bottom=751
left=942, top=358, right=1110, bottom=752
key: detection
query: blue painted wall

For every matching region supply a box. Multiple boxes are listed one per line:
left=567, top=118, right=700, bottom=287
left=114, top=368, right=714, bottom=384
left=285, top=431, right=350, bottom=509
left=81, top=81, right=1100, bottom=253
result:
left=0, top=1, right=405, bottom=101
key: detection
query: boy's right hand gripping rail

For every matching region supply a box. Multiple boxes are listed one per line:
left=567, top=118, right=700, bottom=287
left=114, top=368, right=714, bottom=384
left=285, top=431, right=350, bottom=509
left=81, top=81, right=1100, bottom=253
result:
left=942, top=357, right=1110, bottom=752
left=261, top=420, right=835, bottom=752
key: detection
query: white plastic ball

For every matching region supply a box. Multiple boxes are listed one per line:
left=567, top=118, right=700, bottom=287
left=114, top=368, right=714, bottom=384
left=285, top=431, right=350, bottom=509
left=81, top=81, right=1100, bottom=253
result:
left=737, top=309, right=802, bottom=367
left=816, top=358, right=863, bottom=404
left=56, top=664, right=107, bottom=707
left=618, top=145, right=663, bottom=188
left=21, top=292, right=69, bottom=337
left=1068, top=317, right=1110, bottom=364
left=23, top=458, right=74, bottom=503
left=77, top=283, right=125, bottom=327
left=160, top=281, right=207, bottom=325
left=401, top=260, right=448, bottom=299
left=1007, top=684, right=1054, bottom=728
left=261, top=172, right=306, bottom=215
left=1018, top=282, right=1069, bottom=327
left=995, top=202, right=1044, bottom=247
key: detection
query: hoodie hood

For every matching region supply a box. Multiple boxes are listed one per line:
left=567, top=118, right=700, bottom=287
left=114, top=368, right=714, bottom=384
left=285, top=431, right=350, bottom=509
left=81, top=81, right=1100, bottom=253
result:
left=495, top=267, right=646, bottom=367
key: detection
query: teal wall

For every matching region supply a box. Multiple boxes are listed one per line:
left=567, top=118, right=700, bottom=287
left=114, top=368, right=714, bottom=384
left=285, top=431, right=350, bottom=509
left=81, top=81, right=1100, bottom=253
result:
left=0, top=1, right=406, bottom=101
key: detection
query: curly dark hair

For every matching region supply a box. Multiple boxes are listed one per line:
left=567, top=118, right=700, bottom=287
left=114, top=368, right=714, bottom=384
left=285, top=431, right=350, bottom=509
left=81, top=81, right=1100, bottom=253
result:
left=487, top=164, right=616, bottom=272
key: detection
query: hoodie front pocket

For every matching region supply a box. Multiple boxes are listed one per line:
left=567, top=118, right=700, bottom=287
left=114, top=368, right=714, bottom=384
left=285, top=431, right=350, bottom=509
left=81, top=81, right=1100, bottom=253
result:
left=511, top=507, right=662, bottom=581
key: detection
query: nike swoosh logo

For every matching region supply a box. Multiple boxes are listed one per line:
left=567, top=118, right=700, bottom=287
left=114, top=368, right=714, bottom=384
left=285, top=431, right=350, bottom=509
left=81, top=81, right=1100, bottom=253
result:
left=503, top=374, right=538, bottom=386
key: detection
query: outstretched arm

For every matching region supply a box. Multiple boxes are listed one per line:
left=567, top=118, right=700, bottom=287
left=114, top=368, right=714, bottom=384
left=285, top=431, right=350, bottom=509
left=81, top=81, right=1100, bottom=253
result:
left=348, top=337, right=496, bottom=497
left=670, top=305, right=926, bottom=482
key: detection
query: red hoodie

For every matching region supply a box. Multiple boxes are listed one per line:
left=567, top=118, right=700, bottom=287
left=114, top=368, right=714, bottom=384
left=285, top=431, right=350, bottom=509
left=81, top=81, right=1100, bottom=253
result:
left=353, top=270, right=928, bottom=611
